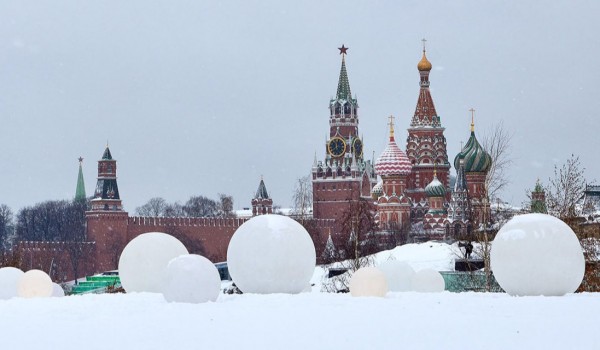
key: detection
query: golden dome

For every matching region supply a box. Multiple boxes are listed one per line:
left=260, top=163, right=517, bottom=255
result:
left=417, top=50, right=432, bottom=71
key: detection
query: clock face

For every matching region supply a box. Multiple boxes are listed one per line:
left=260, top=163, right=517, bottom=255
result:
left=328, top=137, right=346, bottom=157
left=353, top=138, right=363, bottom=157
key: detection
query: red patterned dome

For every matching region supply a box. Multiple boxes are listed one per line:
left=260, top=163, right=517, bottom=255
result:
left=375, top=117, right=412, bottom=176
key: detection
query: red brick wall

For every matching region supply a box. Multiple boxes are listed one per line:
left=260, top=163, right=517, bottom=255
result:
left=16, top=241, right=95, bottom=282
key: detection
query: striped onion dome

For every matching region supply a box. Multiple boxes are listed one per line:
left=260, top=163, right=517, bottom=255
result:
left=371, top=180, right=383, bottom=199
left=425, top=173, right=446, bottom=197
left=454, top=127, right=492, bottom=173
left=374, top=117, right=412, bottom=176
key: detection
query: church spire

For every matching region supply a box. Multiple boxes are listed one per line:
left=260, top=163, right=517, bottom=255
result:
left=75, top=157, right=86, bottom=201
left=336, top=45, right=352, bottom=101
left=411, top=39, right=439, bottom=128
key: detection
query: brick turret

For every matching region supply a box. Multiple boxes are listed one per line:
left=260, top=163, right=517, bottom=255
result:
left=252, top=177, right=273, bottom=216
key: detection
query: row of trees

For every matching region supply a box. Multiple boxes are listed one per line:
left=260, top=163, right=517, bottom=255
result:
left=134, top=194, right=235, bottom=218
left=0, top=199, right=88, bottom=253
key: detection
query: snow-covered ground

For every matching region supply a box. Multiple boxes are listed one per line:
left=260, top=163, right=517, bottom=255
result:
left=1, top=292, right=598, bottom=349
left=1, top=242, right=598, bottom=349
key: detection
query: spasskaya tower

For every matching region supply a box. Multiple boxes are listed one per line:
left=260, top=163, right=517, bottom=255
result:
left=311, top=45, right=377, bottom=221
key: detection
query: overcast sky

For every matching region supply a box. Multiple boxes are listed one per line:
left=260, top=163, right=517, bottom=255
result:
left=0, top=1, right=598, bottom=212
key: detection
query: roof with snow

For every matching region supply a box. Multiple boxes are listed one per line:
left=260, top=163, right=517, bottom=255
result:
left=375, top=119, right=412, bottom=176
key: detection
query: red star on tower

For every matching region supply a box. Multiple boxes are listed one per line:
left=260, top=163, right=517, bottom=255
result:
left=338, top=45, right=348, bottom=55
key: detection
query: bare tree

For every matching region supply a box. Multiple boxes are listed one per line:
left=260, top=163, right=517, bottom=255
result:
left=546, top=154, right=586, bottom=219
left=135, top=197, right=168, bottom=217
left=217, top=193, right=236, bottom=218
left=15, top=199, right=87, bottom=242
left=164, top=202, right=185, bottom=217
left=291, top=175, right=312, bottom=225
left=183, top=195, right=219, bottom=217
left=481, top=121, right=513, bottom=201
left=322, top=198, right=377, bottom=293
left=0, top=204, right=15, bottom=252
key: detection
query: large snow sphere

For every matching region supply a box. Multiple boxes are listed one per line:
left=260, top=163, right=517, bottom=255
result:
left=118, top=232, right=189, bottom=293
left=491, top=213, right=584, bottom=296
left=412, top=269, right=445, bottom=293
left=227, top=214, right=316, bottom=294
left=377, top=260, right=415, bottom=292
left=350, top=267, right=388, bottom=297
left=162, top=254, right=221, bottom=303
left=0, top=267, right=24, bottom=300
left=51, top=283, right=65, bottom=297
left=17, top=269, right=53, bottom=298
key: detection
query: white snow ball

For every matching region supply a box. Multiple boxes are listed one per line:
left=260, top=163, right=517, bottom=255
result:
left=162, top=254, right=221, bottom=303
left=0, top=267, right=24, bottom=299
left=118, top=232, right=189, bottom=293
left=17, top=269, right=53, bottom=298
left=349, top=267, right=388, bottom=297
left=227, top=214, right=316, bottom=294
left=491, top=213, right=584, bottom=296
left=377, top=260, right=415, bottom=292
left=52, top=283, right=65, bottom=297
left=412, top=269, right=445, bottom=293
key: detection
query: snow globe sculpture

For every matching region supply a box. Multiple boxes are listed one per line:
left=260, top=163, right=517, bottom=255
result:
left=350, top=267, right=388, bottom=297
left=162, top=254, right=221, bottom=303
left=0, top=267, right=24, bottom=299
left=412, top=268, right=445, bottom=293
left=377, top=260, right=415, bottom=292
left=17, top=269, right=53, bottom=298
left=118, top=232, right=189, bottom=293
left=227, top=214, right=316, bottom=294
left=491, top=213, right=584, bottom=296
left=52, top=283, right=65, bottom=297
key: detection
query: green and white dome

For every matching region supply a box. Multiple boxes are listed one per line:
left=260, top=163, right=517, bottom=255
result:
left=454, top=128, right=492, bottom=173
left=425, top=174, right=446, bottom=197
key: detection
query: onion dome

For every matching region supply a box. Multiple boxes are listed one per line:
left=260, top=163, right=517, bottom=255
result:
left=425, top=172, right=446, bottom=197
left=453, top=118, right=492, bottom=173
left=374, top=116, right=412, bottom=176
left=371, top=180, right=383, bottom=199
left=417, top=50, right=432, bottom=72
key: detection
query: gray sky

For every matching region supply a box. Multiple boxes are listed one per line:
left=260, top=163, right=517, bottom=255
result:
left=0, top=1, right=598, bottom=212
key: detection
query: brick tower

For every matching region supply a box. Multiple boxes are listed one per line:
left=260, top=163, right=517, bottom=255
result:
left=86, top=145, right=129, bottom=273
left=252, top=177, right=273, bottom=216
left=312, top=45, right=377, bottom=221
left=405, top=41, right=451, bottom=220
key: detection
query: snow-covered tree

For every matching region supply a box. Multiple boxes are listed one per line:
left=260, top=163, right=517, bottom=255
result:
left=546, top=154, right=586, bottom=219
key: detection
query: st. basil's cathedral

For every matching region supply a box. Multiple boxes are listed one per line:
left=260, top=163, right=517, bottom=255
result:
left=312, top=43, right=492, bottom=239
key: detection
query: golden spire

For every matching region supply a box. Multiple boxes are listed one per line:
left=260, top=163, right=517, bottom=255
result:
left=469, top=108, right=475, bottom=132
left=417, top=38, right=432, bottom=71
left=388, top=115, right=395, bottom=139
